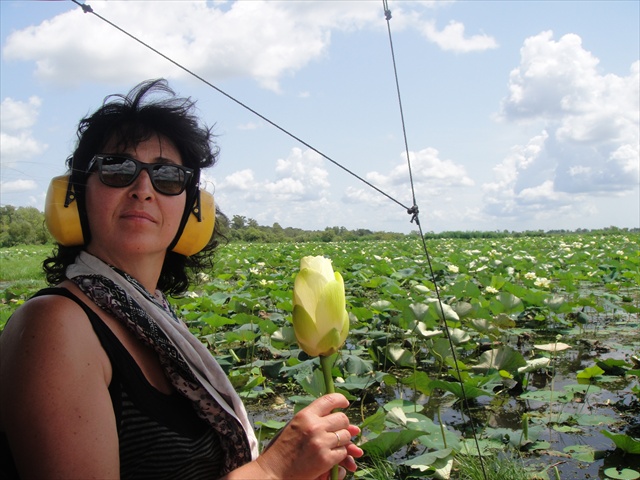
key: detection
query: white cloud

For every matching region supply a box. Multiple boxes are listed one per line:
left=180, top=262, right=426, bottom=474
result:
left=217, top=147, right=330, bottom=204
left=219, top=169, right=257, bottom=192
left=1, top=1, right=375, bottom=91
left=485, top=31, right=639, bottom=223
left=346, top=147, right=474, bottom=206
left=0, top=97, right=47, bottom=167
left=420, top=20, right=498, bottom=53
left=1, top=96, right=42, bottom=131
left=499, top=31, right=639, bottom=129
left=2, top=1, right=490, bottom=91
left=274, top=148, right=329, bottom=188
left=237, top=122, right=262, bottom=131
left=0, top=179, right=38, bottom=193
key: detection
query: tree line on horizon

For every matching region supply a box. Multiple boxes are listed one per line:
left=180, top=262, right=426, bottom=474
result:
left=0, top=205, right=637, bottom=248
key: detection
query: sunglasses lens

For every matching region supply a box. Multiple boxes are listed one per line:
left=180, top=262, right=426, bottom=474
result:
left=100, top=157, right=137, bottom=187
left=152, top=165, right=188, bottom=195
left=94, top=155, right=191, bottom=195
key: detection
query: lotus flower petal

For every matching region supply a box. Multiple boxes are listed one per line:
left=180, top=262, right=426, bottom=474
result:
left=314, top=328, right=343, bottom=357
left=292, top=304, right=318, bottom=346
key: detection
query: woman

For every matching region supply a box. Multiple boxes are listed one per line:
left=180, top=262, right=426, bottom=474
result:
left=0, top=79, right=362, bottom=479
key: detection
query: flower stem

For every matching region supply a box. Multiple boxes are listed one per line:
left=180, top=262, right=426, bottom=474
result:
left=320, top=354, right=336, bottom=394
left=320, top=354, right=339, bottom=480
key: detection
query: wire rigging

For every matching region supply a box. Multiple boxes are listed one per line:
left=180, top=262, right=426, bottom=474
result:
left=382, top=0, right=419, bottom=221
left=381, top=2, right=488, bottom=478
left=70, top=0, right=411, bottom=213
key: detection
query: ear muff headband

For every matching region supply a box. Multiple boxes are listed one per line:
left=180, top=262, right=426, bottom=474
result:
left=44, top=175, right=215, bottom=256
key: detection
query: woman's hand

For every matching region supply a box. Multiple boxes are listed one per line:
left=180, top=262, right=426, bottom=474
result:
left=223, top=393, right=363, bottom=480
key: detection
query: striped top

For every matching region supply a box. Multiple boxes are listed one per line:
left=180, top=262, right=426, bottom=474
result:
left=0, top=288, right=224, bottom=479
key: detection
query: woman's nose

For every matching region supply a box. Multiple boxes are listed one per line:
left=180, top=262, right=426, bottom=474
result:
left=129, top=169, right=155, bottom=199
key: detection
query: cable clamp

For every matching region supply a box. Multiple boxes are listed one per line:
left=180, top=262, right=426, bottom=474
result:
left=407, top=205, right=419, bottom=224
left=383, top=0, right=392, bottom=20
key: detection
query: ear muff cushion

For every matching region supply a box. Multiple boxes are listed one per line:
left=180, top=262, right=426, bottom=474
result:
left=45, top=175, right=84, bottom=246
left=171, top=189, right=215, bottom=256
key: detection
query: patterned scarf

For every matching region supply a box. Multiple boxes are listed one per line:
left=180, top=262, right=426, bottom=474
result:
left=67, top=251, right=258, bottom=475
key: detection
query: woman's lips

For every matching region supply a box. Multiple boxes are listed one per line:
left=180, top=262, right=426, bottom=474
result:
left=121, top=210, right=157, bottom=223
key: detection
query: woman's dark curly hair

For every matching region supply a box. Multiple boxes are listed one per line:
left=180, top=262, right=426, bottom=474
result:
left=43, top=79, right=223, bottom=295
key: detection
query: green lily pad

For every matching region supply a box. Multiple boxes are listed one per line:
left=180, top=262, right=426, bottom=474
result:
left=360, top=429, right=425, bottom=458
left=555, top=425, right=583, bottom=433
left=601, top=430, right=640, bottom=454
left=449, top=327, right=471, bottom=344
left=523, top=440, right=551, bottom=451
left=400, top=370, right=434, bottom=396
left=408, top=303, right=430, bottom=321
left=401, top=448, right=453, bottom=472
left=411, top=321, right=443, bottom=339
left=473, top=346, right=527, bottom=374
left=497, top=292, right=524, bottom=313
left=518, top=389, right=572, bottom=403
left=565, top=444, right=608, bottom=462
left=563, top=383, right=602, bottom=395
left=574, top=414, right=616, bottom=426
left=577, top=365, right=605, bottom=379
left=534, top=342, right=571, bottom=352
left=427, top=299, right=460, bottom=321
left=383, top=399, right=424, bottom=413
left=453, top=301, right=474, bottom=318
left=604, top=468, right=640, bottom=480
left=597, top=358, right=632, bottom=376
left=384, top=345, right=416, bottom=367
left=430, top=379, right=493, bottom=400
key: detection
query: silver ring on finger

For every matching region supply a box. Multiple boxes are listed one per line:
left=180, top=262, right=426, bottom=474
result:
left=333, top=431, right=341, bottom=448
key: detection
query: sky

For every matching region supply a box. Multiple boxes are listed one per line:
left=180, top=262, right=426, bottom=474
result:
left=1, top=0, right=638, bottom=234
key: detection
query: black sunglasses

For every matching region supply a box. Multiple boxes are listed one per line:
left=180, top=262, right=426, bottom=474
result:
left=87, top=154, right=194, bottom=196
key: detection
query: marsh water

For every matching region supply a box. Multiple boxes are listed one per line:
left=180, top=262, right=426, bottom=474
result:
left=246, top=312, right=640, bottom=479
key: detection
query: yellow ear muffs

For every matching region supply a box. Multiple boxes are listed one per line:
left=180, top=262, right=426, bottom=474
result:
left=45, top=175, right=84, bottom=246
left=171, top=189, right=215, bottom=256
left=44, top=175, right=215, bottom=256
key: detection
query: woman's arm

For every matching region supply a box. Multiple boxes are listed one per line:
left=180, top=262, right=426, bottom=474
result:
left=0, top=295, right=120, bottom=479
left=221, top=394, right=363, bottom=480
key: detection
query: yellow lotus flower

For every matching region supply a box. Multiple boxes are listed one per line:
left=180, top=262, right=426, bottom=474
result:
left=292, top=256, right=349, bottom=357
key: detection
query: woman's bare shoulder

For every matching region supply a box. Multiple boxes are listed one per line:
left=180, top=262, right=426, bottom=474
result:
left=0, top=286, right=109, bottom=376
left=1, top=290, right=96, bottom=348
left=0, top=289, right=111, bottom=408
left=0, top=290, right=119, bottom=478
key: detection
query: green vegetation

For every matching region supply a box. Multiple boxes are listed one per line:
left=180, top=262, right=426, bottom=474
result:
left=0, top=206, right=52, bottom=247
left=1, top=226, right=639, bottom=479
left=454, top=454, right=531, bottom=480
left=1, top=204, right=638, bottom=246
left=0, top=245, right=50, bottom=326
left=221, top=213, right=638, bottom=243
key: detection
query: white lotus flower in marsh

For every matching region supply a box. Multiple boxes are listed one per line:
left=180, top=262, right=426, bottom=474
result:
left=292, top=256, right=349, bottom=357
left=534, top=277, right=551, bottom=288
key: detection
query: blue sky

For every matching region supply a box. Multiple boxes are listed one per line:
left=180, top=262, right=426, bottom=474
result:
left=1, top=0, right=638, bottom=233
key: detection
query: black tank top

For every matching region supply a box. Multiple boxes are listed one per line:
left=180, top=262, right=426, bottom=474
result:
left=0, top=288, right=223, bottom=479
